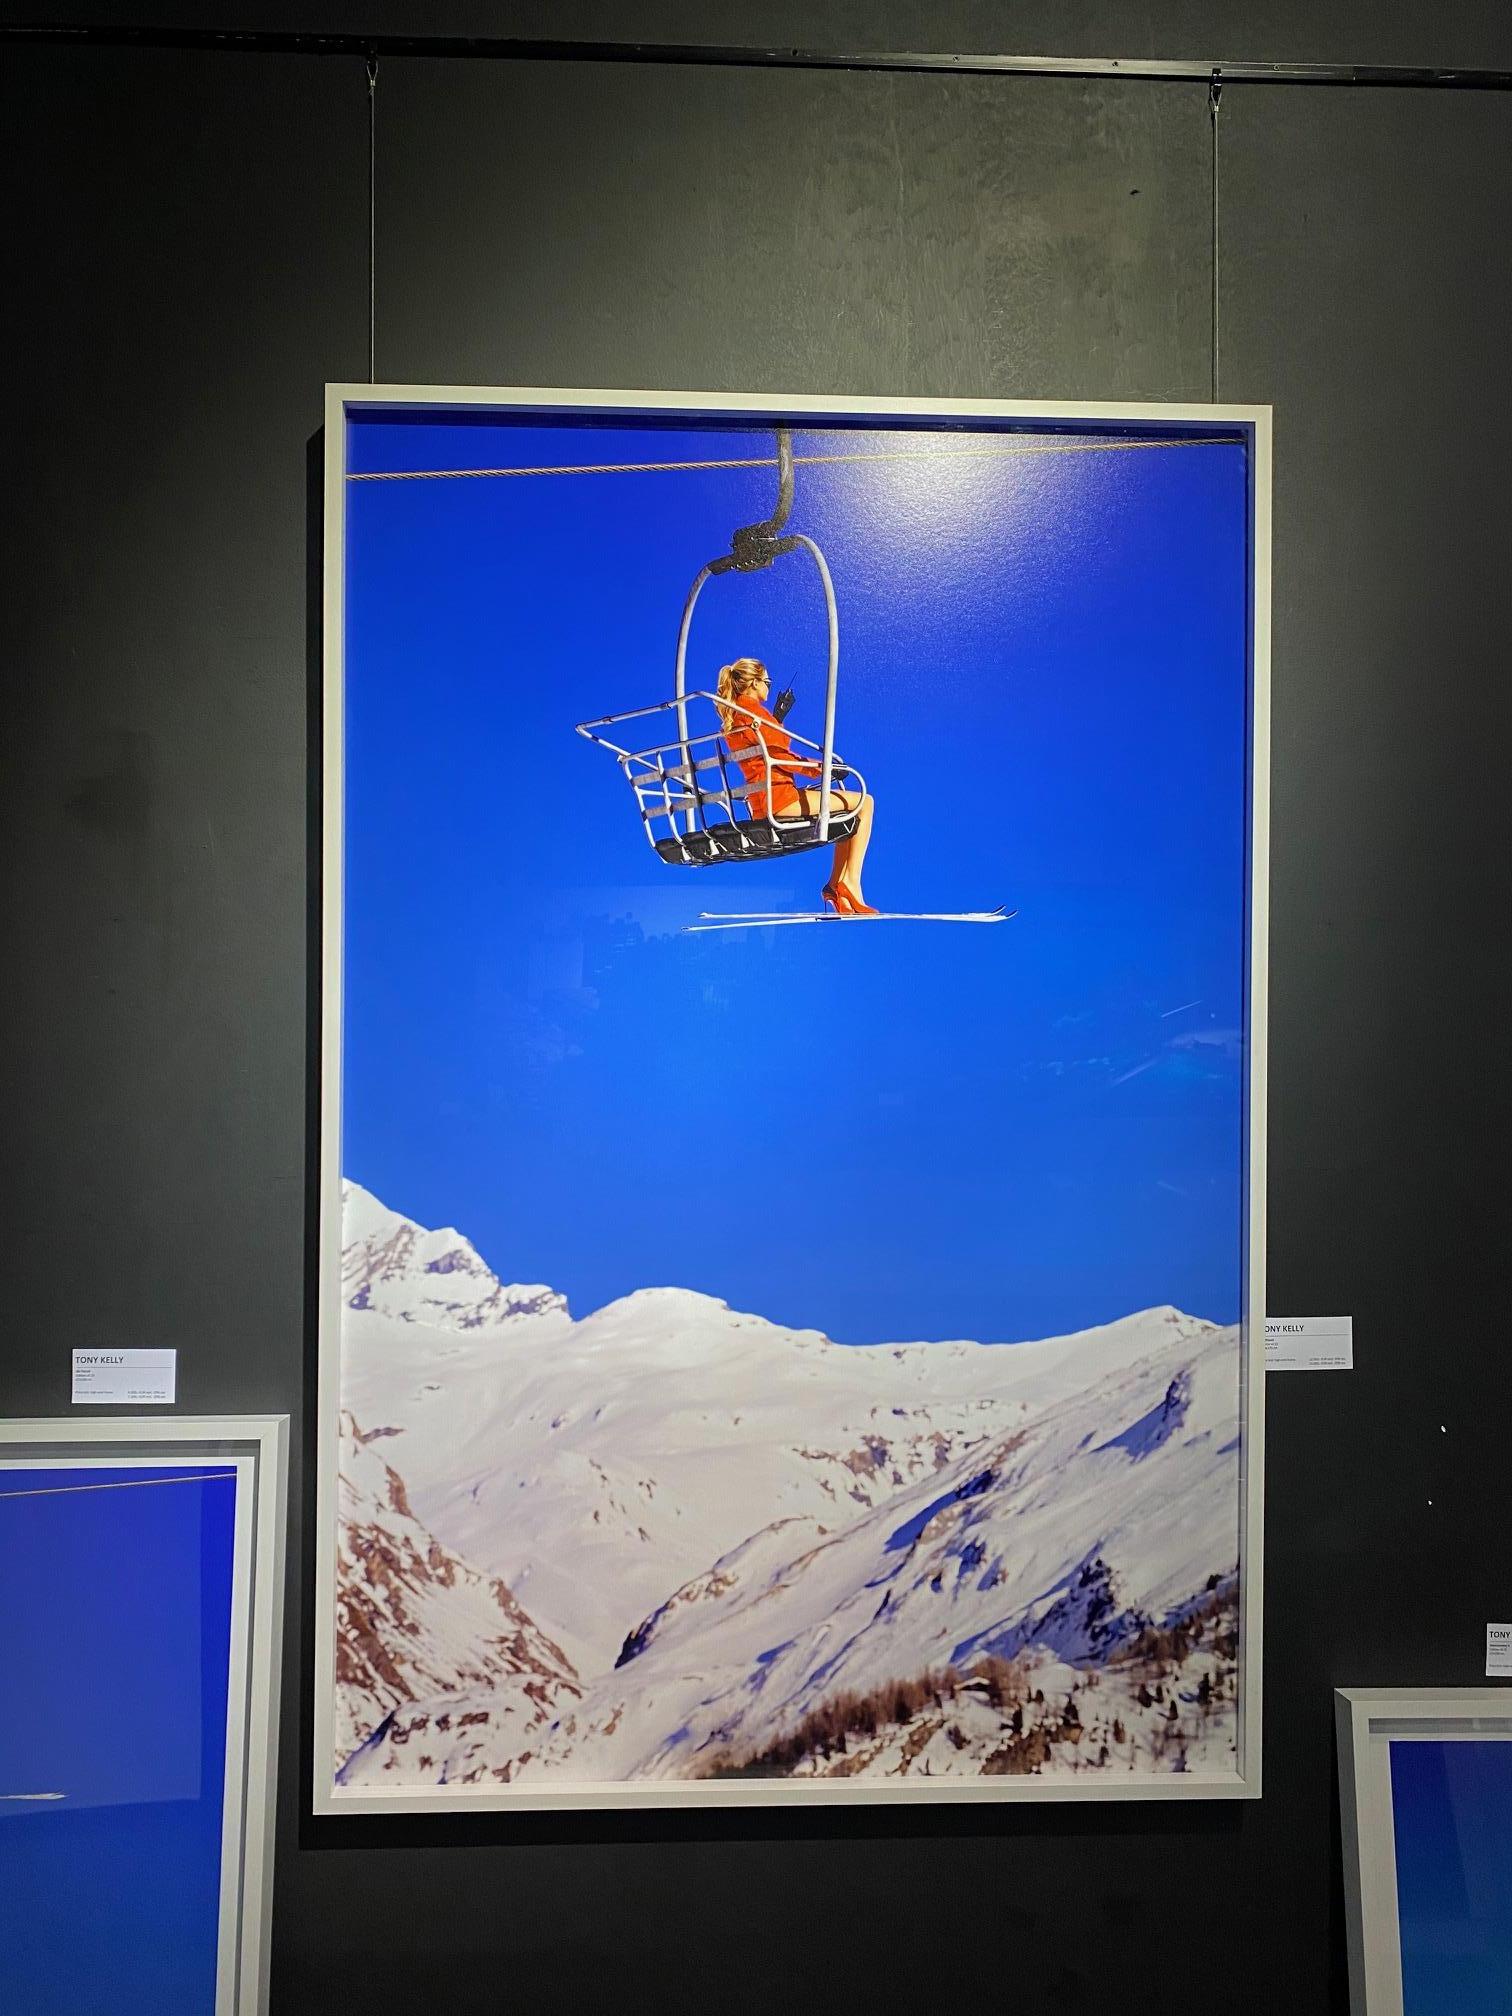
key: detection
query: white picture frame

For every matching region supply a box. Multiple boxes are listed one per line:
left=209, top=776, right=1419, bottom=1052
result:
left=1, top=1415, right=287, bottom=2015
left=1335, top=1685, right=1512, bottom=2015
left=316, top=385, right=1271, bottom=1813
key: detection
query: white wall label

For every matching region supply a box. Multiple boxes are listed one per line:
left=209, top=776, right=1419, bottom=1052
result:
left=71, top=1349, right=177, bottom=1405
left=1488, top=1625, right=1512, bottom=1679
left=1264, top=1316, right=1353, bottom=1372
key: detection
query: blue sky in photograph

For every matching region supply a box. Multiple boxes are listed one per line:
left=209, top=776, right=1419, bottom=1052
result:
left=342, top=413, right=1251, bottom=1344
left=1391, top=1738, right=1512, bottom=2016
left=0, top=1465, right=236, bottom=2015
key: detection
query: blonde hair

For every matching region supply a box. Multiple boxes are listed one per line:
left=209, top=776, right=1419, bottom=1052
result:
left=715, top=656, right=768, bottom=728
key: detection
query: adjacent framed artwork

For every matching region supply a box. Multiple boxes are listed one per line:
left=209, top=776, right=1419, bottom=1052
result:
left=0, top=1415, right=288, bottom=2015
left=316, top=386, right=1270, bottom=1812
left=1336, top=1687, right=1512, bottom=2015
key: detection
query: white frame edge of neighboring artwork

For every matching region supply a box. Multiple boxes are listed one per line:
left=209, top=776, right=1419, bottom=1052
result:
left=1334, top=1686, right=1512, bottom=2016
left=1, top=1414, right=288, bottom=2016
left=314, top=383, right=1272, bottom=1815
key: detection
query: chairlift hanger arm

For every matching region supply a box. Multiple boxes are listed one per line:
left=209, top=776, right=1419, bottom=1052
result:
left=709, top=425, right=800, bottom=575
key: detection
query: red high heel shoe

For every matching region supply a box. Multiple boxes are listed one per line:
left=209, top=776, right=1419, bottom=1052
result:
left=822, top=883, right=878, bottom=918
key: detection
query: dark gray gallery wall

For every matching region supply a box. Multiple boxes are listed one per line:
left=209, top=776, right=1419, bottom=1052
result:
left=3, top=9, right=1510, bottom=2013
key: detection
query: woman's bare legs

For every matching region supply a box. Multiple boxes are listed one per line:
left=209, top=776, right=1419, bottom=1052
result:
left=796, top=787, right=875, bottom=906
left=834, top=793, right=875, bottom=902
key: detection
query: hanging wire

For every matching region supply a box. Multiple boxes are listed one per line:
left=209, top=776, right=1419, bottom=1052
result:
left=346, top=435, right=1242, bottom=482
left=0, top=1471, right=236, bottom=1501
left=1209, top=68, right=1223, bottom=404
left=366, top=56, right=378, bottom=383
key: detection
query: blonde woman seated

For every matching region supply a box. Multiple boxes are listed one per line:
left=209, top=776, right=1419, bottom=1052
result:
left=715, top=656, right=877, bottom=915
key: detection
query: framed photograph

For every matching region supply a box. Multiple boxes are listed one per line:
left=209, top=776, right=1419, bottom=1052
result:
left=1, top=1415, right=288, bottom=2014
left=1336, top=1687, right=1512, bottom=2014
left=316, top=386, right=1269, bottom=1812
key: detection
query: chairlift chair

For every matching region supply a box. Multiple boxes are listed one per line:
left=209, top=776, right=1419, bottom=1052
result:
left=576, top=428, right=864, bottom=867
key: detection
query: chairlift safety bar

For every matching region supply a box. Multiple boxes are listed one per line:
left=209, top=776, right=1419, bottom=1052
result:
left=576, top=692, right=865, bottom=865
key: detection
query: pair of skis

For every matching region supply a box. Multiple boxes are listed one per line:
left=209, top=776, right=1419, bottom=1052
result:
left=683, top=904, right=1016, bottom=934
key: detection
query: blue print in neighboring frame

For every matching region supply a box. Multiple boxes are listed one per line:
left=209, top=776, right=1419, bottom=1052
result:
left=0, top=1463, right=239, bottom=2016
left=1391, top=1738, right=1512, bottom=2016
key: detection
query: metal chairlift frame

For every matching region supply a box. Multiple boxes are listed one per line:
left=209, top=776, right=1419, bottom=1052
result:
left=575, top=686, right=865, bottom=867
left=576, top=428, right=863, bottom=867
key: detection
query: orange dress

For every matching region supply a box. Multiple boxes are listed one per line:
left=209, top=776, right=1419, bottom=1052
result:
left=722, top=698, right=823, bottom=819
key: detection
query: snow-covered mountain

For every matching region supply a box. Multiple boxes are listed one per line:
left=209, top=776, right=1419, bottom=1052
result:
left=343, top=1181, right=567, bottom=1331
left=335, top=1184, right=1244, bottom=1786
left=509, top=1319, right=1240, bottom=1782
left=335, top=1410, right=579, bottom=1779
left=339, top=1184, right=1060, bottom=1671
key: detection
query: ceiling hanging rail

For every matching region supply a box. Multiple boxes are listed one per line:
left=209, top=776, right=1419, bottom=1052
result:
left=4, top=25, right=1512, bottom=90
